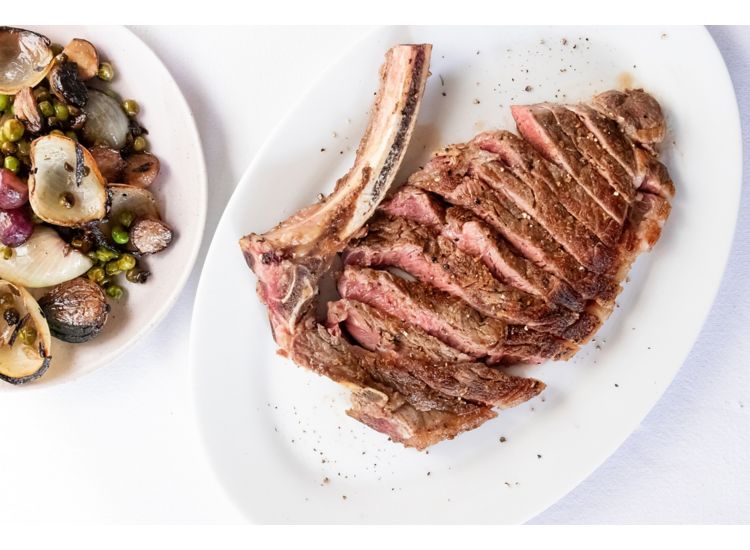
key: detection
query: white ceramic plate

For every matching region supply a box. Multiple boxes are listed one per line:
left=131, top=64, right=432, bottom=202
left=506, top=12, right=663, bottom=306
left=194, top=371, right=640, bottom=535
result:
left=190, top=26, right=741, bottom=523
left=0, top=26, right=206, bottom=389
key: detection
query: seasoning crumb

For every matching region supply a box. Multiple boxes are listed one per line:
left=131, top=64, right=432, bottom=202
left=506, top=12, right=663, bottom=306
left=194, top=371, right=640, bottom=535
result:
left=441, top=92, right=447, bottom=97
left=476, top=50, right=480, bottom=55
left=614, top=383, right=619, bottom=388
left=537, top=454, right=542, bottom=459
left=342, top=495, right=347, bottom=500
left=661, top=33, right=668, bottom=39
left=322, top=477, right=330, bottom=485
left=561, top=38, right=568, bottom=46
left=473, top=98, right=481, bottom=105
left=524, top=85, right=533, bottom=92
left=499, top=436, right=507, bottom=443
left=427, top=471, right=431, bottom=476
left=320, top=148, right=326, bottom=152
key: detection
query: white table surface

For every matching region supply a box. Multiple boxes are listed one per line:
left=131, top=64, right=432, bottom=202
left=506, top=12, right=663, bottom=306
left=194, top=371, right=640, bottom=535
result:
left=0, top=26, right=747, bottom=525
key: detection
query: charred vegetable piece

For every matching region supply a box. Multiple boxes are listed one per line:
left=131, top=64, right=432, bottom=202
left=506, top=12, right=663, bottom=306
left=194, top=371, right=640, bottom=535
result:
left=122, top=152, right=159, bottom=188
left=29, top=134, right=108, bottom=226
left=39, top=277, right=109, bottom=343
left=0, top=169, right=28, bottom=209
left=0, top=207, right=33, bottom=247
left=13, top=87, right=43, bottom=133
left=48, top=61, right=88, bottom=108
left=0, top=279, right=52, bottom=385
left=129, top=217, right=172, bottom=255
left=0, top=226, right=93, bottom=287
left=62, top=39, right=99, bottom=81
left=82, top=89, right=128, bottom=149
left=0, top=28, right=54, bottom=95
left=89, top=145, right=125, bottom=182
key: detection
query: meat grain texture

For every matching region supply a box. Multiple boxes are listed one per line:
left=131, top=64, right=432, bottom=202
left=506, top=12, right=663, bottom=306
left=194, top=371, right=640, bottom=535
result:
left=241, top=44, right=674, bottom=449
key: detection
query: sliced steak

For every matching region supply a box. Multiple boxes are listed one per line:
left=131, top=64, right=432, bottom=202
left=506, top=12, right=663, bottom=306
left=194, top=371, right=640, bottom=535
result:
left=511, top=103, right=630, bottom=224
left=443, top=207, right=585, bottom=312
left=347, top=385, right=496, bottom=450
left=337, top=265, right=576, bottom=363
left=327, top=298, right=473, bottom=363
left=337, top=265, right=506, bottom=361
left=542, top=104, right=637, bottom=201
left=344, top=214, right=579, bottom=334
left=591, top=89, right=666, bottom=145
left=383, top=185, right=585, bottom=311
left=471, top=131, right=623, bottom=247
left=409, top=161, right=616, bottom=301
left=475, top=158, right=615, bottom=274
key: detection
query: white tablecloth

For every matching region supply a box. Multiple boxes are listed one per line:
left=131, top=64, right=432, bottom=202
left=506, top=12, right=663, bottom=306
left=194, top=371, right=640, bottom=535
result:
left=0, top=26, right=747, bottom=524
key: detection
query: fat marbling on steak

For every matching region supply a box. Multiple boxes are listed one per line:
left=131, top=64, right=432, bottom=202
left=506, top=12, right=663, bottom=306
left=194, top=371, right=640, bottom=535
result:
left=240, top=41, right=674, bottom=450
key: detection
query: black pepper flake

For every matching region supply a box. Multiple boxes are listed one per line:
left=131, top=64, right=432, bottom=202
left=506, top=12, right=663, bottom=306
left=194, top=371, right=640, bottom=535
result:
left=499, top=436, right=507, bottom=443
left=320, top=148, right=326, bottom=152
left=615, top=383, right=619, bottom=388
left=537, top=454, right=542, bottom=459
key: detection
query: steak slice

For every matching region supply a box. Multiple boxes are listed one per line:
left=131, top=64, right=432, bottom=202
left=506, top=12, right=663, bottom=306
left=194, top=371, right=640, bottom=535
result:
left=344, top=213, right=579, bottom=334
left=471, top=131, right=623, bottom=247
left=337, top=265, right=576, bottom=363
left=565, top=103, right=674, bottom=199
left=239, top=44, right=431, bottom=348
left=409, top=159, right=616, bottom=301
left=381, top=185, right=585, bottom=311
left=591, top=89, right=666, bottom=145
left=347, top=385, right=496, bottom=450
left=327, top=298, right=473, bottom=363
left=338, top=265, right=506, bottom=361
left=291, top=316, right=545, bottom=415
left=511, top=103, right=630, bottom=224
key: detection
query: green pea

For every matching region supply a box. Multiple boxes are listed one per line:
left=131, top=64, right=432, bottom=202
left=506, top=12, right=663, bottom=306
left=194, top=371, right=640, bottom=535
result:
left=3, top=156, right=19, bottom=173
left=97, top=62, right=114, bottom=81
left=105, top=284, right=124, bottom=300
left=65, top=131, right=78, bottom=142
left=87, top=266, right=105, bottom=284
left=105, top=261, right=122, bottom=276
left=122, top=99, right=139, bottom=117
left=117, top=253, right=136, bottom=271
left=1, top=141, right=16, bottom=155
left=53, top=102, right=69, bottom=122
left=111, top=224, right=129, bottom=245
left=117, top=210, right=135, bottom=228
left=132, top=136, right=147, bottom=152
left=94, top=247, right=119, bottom=263
left=2, top=119, right=24, bottom=142
left=1, top=247, right=12, bottom=260
left=38, top=100, right=54, bottom=117
left=0, top=94, right=9, bottom=112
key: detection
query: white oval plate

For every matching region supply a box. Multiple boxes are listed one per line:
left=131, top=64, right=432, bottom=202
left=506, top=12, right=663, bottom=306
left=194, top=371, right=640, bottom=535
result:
left=190, top=26, right=740, bottom=523
left=0, top=26, right=206, bottom=390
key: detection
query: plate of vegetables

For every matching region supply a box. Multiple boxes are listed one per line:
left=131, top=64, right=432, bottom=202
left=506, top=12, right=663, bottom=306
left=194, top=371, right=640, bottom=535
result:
left=0, top=26, right=206, bottom=387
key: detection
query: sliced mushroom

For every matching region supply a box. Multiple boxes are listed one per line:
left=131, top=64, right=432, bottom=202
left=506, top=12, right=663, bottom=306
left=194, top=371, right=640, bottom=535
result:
left=39, top=277, right=109, bottom=343
left=122, top=153, right=160, bottom=188
left=29, top=134, right=108, bottom=226
left=0, top=27, right=54, bottom=95
left=62, top=39, right=99, bottom=81
left=90, top=146, right=125, bottom=182
left=130, top=217, right=172, bottom=255
left=0, top=279, right=52, bottom=385
left=82, top=89, right=129, bottom=149
left=48, top=60, right=88, bottom=108
left=13, top=87, right=43, bottom=133
left=0, top=226, right=93, bottom=288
